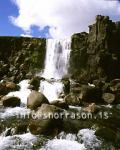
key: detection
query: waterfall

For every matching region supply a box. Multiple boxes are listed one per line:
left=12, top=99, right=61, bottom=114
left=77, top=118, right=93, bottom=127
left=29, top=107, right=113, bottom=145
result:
left=43, top=38, right=71, bottom=79
left=40, top=38, right=71, bottom=102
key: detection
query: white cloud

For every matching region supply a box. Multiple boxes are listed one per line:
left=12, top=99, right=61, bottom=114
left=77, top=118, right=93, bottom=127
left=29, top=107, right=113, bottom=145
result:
left=20, top=33, right=33, bottom=37
left=10, top=0, right=120, bottom=38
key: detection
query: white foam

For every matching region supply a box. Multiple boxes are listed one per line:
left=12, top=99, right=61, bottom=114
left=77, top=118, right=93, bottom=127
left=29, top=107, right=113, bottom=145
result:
left=0, top=107, right=31, bottom=119
left=41, top=139, right=86, bottom=150
left=7, top=80, right=31, bottom=104
left=69, top=106, right=82, bottom=111
left=41, top=129, right=101, bottom=150
left=0, top=133, right=37, bottom=150
left=77, top=129, right=101, bottom=149
left=40, top=80, right=63, bottom=102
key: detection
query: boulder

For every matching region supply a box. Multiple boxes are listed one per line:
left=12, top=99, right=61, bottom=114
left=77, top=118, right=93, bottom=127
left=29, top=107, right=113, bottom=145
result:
left=1, top=96, right=21, bottom=107
left=62, top=79, right=70, bottom=95
left=28, top=76, right=45, bottom=91
left=35, top=104, right=63, bottom=116
left=81, top=85, right=102, bottom=103
left=71, top=86, right=82, bottom=94
left=5, top=82, right=20, bottom=92
left=110, top=82, right=120, bottom=92
left=102, top=93, right=115, bottom=104
left=0, top=83, right=8, bottom=95
left=92, top=79, right=105, bottom=89
left=27, top=91, right=49, bottom=110
left=50, top=100, right=69, bottom=110
left=115, top=93, right=120, bottom=104
left=14, top=124, right=28, bottom=134
left=29, top=104, right=63, bottom=135
left=82, top=103, right=97, bottom=113
left=64, top=93, right=81, bottom=106
left=95, top=127, right=116, bottom=142
left=110, top=79, right=120, bottom=87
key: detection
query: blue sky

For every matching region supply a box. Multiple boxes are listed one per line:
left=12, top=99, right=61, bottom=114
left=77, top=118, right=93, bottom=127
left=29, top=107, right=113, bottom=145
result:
left=0, top=0, right=49, bottom=37
left=0, top=0, right=120, bottom=38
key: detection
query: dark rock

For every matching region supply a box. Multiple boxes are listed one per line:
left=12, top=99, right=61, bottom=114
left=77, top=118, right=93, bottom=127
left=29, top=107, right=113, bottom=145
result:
left=1, top=96, right=21, bottom=107
left=92, top=79, right=105, bottom=89
left=50, top=100, right=69, bottom=110
left=71, top=86, right=82, bottom=94
left=110, top=79, right=120, bottom=86
left=102, top=93, right=115, bottom=104
left=14, top=124, right=28, bottom=134
left=70, top=15, right=120, bottom=82
left=0, top=37, right=46, bottom=82
left=81, top=85, right=102, bottom=103
left=95, top=127, right=116, bottom=142
left=0, top=83, right=8, bottom=95
left=27, top=91, right=49, bottom=110
left=115, top=93, right=120, bottom=104
left=5, top=82, right=20, bottom=92
left=62, top=79, right=70, bottom=95
left=110, top=79, right=120, bottom=92
left=35, top=104, right=63, bottom=116
left=64, top=93, right=81, bottom=106
left=29, top=104, right=63, bottom=135
left=82, top=103, right=97, bottom=113
left=102, top=82, right=111, bottom=93
left=28, top=76, right=45, bottom=90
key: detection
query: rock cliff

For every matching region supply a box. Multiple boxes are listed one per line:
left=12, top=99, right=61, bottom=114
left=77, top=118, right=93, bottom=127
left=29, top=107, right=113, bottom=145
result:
left=0, top=37, right=46, bottom=82
left=70, top=15, right=120, bottom=82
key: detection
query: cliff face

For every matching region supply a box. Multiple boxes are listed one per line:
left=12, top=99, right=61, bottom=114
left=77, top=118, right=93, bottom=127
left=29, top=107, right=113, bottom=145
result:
left=0, top=37, right=46, bottom=82
left=70, top=15, right=120, bottom=82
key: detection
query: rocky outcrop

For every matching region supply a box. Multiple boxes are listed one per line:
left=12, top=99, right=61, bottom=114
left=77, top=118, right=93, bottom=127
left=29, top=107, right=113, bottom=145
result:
left=70, top=15, right=120, bottom=82
left=0, top=37, right=46, bottom=83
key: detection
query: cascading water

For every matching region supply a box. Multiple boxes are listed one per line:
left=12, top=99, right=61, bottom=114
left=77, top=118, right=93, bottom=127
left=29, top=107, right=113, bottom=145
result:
left=43, top=38, right=71, bottom=79
left=40, top=38, right=71, bottom=102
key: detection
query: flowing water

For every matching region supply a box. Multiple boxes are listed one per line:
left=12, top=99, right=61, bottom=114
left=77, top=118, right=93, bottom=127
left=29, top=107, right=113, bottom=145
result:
left=40, top=38, right=71, bottom=101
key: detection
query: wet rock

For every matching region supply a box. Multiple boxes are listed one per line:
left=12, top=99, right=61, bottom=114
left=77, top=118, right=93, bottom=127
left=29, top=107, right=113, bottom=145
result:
left=50, top=100, right=69, bottom=110
left=64, top=93, right=81, bottom=106
left=36, top=104, right=63, bottom=115
left=14, top=124, right=28, bottom=134
left=59, top=93, right=65, bottom=99
left=28, top=76, right=45, bottom=91
left=115, top=93, right=120, bottom=104
left=5, top=82, right=20, bottom=92
left=95, top=127, right=116, bottom=142
left=110, top=79, right=120, bottom=87
left=82, top=103, right=97, bottom=113
left=93, top=79, right=105, bottom=89
left=71, top=86, right=82, bottom=94
left=0, top=83, right=8, bottom=95
left=29, top=104, right=63, bottom=135
left=27, top=91, right=49, bottom=110
left=1, top=96, right=21, bottom=107
left=110, top=82, right=120, bottom=92
left=102, top=82, right=111, bottom=93
left=62, top=79, right=70, bottom=95
left=81, top=85, right=102, bottom=103
left=102, top=93, right=115, bottom=104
